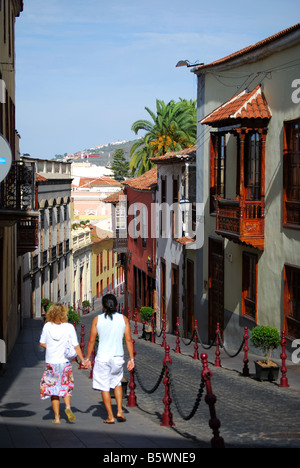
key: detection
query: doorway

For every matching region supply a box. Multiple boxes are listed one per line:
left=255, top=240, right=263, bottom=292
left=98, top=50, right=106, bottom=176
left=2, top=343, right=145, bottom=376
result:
left=208, top=238, right=224, bottom=341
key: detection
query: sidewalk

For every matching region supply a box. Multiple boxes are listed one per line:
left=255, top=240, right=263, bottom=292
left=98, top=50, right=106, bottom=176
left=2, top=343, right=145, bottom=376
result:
left=0, top=318, right=203, bottom=449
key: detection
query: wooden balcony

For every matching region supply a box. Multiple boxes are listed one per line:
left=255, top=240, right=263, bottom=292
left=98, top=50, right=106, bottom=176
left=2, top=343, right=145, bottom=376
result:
left=113, top=229, right=128, bottom=253
left=216, top=198, right=264, bottom=250
left=0, top=160, right=37, bottom=226
left=17, top=217, right=39, bottom=255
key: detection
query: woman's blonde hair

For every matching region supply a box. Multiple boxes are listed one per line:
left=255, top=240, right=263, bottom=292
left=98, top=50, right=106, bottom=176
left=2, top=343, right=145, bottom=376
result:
left=46, top=303, right=68, bottom=324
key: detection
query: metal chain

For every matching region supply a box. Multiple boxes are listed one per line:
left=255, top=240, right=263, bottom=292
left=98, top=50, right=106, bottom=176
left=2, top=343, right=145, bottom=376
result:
left=179, top=328, right=195, bottom=346
left=217, top=331, right=245, bottom=358
left=135, top=364, right=165, bottom=394
left=167, top=362, right=206, bottom=421
left=195, top=328, right=217, bottom=350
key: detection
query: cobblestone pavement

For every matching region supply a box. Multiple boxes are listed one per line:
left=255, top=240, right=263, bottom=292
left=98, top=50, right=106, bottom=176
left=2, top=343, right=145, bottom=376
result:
left=80, top=307, right=300, bottom=448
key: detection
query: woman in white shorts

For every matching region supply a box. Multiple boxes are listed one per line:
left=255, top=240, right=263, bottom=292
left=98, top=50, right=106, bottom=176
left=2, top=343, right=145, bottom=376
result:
left=85, top=294, right=135, bottom=423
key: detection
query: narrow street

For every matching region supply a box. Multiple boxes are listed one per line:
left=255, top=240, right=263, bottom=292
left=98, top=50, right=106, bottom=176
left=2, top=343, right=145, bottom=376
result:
left=80, top=308, right=300, bottom=448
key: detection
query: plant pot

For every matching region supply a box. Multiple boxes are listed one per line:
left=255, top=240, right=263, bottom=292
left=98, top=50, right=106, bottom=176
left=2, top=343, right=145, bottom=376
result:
left=254, top=360, right=280, bottom=382
left=144, top=330, right=152, bottom=341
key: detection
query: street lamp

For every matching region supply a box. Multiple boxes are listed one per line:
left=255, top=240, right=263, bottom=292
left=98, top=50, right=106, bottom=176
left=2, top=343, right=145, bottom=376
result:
left=176, top=60, right=204, bottom=68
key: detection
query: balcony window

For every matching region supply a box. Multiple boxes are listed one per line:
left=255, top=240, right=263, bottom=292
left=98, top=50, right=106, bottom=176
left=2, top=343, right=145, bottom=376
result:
left=283, top=119, right=300, bottom=229
left=242, top=252, right=257, bottom=322
left=210, top=133, right=226, bottom=213
left=284, top=264, right=300, bottom=339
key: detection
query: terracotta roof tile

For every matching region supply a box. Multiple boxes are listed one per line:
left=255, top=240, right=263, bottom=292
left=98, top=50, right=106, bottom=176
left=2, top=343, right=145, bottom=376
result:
left=122, top=167, right=157, bottom=191
left=175, top=236, right=195, bottom=246
left=89, top=225, right=113, bottom=243
left=151, top=145, right=197, bottom=164
left=72, top=176, right=121, bottom=188
left=36, top=173, right=47, bottom=182
left=201, top=85, right=271, bottom=126
left=102, top=190, right=124, bottom=203
left=194, top=23, right=300, bottom=71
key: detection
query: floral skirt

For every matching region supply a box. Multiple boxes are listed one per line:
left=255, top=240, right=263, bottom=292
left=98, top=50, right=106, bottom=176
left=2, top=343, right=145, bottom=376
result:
left=40, top=362, right=74, bottom=400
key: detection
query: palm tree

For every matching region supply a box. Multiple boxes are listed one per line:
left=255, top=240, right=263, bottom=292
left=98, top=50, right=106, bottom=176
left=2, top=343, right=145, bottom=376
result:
left=130, top=99, right=196, bottom=176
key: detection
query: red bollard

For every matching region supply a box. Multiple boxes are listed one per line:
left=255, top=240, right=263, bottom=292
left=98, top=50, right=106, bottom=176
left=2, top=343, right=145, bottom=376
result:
left=242, top=327, right=250, bottom=376
left=127, top=339, right=137, bottom=407
left=161, top=345, right=175, bottom=427
left=121, top=303, right=124, bottom=315
left=193, top=320, right=199, bottom=360
left=128, top=307, right=131, bottom=322
left=214, top=323, right=221, bottom=367
left=175, top=317, right=181, bottom=354
left=280, top=330, right=290, bottom=388
left=201, top=353, right=225, bottom=448
left=79, top=324, right=85, bottom=369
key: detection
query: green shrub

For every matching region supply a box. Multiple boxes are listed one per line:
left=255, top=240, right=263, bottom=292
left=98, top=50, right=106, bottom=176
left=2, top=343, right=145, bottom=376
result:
left=140, top=306, right=154, bottom=323
left=250, top=325, right=281, bottom=364
left=68, top=306, right=81, bottom=326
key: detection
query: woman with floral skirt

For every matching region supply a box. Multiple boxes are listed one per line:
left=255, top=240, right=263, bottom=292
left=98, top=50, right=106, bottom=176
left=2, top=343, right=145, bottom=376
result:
left=39, top=303, right=88, bottom=424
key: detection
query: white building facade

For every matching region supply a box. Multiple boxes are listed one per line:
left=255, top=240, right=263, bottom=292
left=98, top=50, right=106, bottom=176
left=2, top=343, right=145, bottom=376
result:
left=22, top=158, right=73, bottom=318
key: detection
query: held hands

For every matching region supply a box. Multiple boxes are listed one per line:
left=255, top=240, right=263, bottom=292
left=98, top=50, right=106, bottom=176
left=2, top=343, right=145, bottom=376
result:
left=81, top=358, right=92, bottom=369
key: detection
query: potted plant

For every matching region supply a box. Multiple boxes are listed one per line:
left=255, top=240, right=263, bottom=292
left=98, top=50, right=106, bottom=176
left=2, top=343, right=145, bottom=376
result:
left=68, top=306, right=81, bottom=327
left=140, top=306, right=155, bottom=341
left=250, top=325, right=281, bottom=381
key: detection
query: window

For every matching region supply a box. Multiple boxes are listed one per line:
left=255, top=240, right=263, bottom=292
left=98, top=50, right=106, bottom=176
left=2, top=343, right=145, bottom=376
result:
left=142, top=205, right=147, bottom=248
left=160, top=177, right=167, bottom=236
left=210, top=133, right=226, bottom=213
left=96, top=254, right=99, bottom=276
left=242, top=252, right=258, bottom=321
left=245, top=133, right=262, bottom=201
left=283, top=119, right=300, bottom=228
left=284, top=264, right=300, bottom=339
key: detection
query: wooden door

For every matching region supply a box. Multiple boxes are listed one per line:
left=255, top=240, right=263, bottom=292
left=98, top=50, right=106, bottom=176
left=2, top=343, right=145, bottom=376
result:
left=209, top=238, right=224, bottom=341
left=171, top=264, right=179, bottom=333
left=160, top=259, right=166, bottom=318
left=186, top=259, right=194, bottom=337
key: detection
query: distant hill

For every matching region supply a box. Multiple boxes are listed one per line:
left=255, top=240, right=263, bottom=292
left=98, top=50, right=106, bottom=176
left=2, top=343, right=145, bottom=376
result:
left=53, top=139, right=139, bottom=167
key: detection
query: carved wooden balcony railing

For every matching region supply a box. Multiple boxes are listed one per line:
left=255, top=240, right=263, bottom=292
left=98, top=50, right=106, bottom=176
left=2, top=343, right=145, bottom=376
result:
left=113, top=229, right=128, bottom=253
left=216, top=197, right=264, bottom=250
left=17, top=217, right=39, bottom=255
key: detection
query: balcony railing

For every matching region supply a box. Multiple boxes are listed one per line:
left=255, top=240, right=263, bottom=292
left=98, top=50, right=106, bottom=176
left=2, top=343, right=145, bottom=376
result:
left=113, top=229, right=128, bottom=253
left=0, top=160, right=36, bottom=213
left=216, top=197, right=264, bottom=250
left=17, top=217, right=39, bottom=255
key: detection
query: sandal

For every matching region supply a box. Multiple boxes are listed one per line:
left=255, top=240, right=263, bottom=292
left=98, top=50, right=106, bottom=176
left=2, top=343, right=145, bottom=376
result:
left=65, top=408, right=76, bottom=423
left=117, top=416, right=126, bottom=422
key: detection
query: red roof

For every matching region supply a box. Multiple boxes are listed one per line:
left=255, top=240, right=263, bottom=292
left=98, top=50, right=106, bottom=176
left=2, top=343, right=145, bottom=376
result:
left=102, top=190, right=124, bottom=203
left=201, top=85, right=271, bottom=126
left=151, top=145, right=197, bottom=164
left=122, top=167, right=157, bottom=191
left=36, top=173, right=48, bottom=182
left=194, top=23, right=300, bottom=71
left=72, top=176, right=121, bottom=188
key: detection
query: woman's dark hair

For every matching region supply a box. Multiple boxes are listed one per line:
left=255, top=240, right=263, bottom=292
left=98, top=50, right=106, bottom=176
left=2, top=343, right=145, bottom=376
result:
left=102, top=294, right=118, bottom=320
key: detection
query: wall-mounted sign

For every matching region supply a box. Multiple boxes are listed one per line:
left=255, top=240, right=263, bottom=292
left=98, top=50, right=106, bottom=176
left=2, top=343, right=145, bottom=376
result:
left=0, top=134, right=12, bottom=182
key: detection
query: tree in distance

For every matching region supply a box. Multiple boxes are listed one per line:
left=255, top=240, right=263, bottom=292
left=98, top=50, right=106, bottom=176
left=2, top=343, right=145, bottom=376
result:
left=108, top=148, right=131, bottom=181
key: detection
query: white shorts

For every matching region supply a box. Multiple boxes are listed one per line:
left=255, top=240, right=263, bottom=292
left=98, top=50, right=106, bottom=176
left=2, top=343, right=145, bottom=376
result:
left=92, top=356, right=125, bottom=392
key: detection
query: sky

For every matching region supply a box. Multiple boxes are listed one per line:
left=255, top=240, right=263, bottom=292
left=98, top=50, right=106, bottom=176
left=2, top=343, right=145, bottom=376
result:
left=14, top=0, right=299, bottom=159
